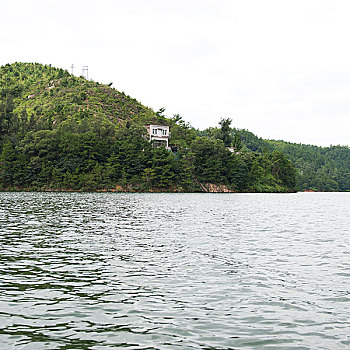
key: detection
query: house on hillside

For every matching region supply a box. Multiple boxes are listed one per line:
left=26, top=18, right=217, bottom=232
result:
left=146, top=124, right=170, bottom=148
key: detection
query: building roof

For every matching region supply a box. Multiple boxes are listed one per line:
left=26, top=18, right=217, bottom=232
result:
left=145, top=124, right=169, bottom=128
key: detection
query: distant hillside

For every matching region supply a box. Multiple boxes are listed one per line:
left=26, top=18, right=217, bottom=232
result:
left=238, top=129, right=350, bottom=191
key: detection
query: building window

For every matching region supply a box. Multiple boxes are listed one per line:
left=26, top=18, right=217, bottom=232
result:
left=162, top=129, right=167, bottom=135
left=152, top=129, right=157, bottom=135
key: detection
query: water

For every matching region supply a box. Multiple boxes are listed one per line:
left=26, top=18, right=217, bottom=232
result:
left=0, top=192, right=349, bottom=349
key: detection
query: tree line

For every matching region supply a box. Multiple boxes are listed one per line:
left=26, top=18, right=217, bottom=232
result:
left=4, top=61, right=345, bottom=193
left=0, top=104, right=296, bottom=192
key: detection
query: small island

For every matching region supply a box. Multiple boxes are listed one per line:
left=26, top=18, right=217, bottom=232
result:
left=0, top=63, right=349, bottom=193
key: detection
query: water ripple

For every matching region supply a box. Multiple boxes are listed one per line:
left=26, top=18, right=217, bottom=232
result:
left=0, top=192, right=349, bottom=349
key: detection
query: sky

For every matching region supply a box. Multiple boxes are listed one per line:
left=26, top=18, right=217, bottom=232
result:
left=1, top=0, right=350, bottom=147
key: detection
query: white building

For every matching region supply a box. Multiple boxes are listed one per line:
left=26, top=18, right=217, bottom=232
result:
left=145, top=124, right=170, bottom=148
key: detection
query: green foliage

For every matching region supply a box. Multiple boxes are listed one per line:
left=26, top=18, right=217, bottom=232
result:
left=184, top=137, right=296, bottom=192
left=187, top=137, right=230, bottom=184
left=238, top=130, right=350, bottom=191
left=0, top=62, right=158, bottom=129
left=169, top=114, right=197, bottom=148
left=232, top=129, right=242, bottom=151
left=218, top=118, right=233, bottom=147
left=2, top=61, right=337, bottom=193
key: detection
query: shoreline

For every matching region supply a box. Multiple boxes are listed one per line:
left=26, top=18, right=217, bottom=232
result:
left=0, top=187, right=298, bottom=194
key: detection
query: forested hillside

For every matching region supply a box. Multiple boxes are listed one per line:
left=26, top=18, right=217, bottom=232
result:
left=236, top=130, right=350, bottom=191
left=0, top=62, right=346, bottom=192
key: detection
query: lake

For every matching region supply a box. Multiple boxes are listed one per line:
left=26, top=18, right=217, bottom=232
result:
left=0, top=192, right=349, bottom=349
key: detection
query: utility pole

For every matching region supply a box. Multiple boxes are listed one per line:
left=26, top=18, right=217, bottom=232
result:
left=71, top=64, right=74, bottom=75
left=82, top=66, right=88, bottom=80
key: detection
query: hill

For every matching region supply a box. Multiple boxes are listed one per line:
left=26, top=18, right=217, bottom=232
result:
left=0, top=62, right=344, bottom=192
left=238, top=129, right=350, bottom=191
left=0, top=62, right=162, bottom=128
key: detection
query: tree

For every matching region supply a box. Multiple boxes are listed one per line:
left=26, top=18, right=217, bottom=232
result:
left=218, top=118, right=232, bottom=147
left=188, top=137, right=230, bottom=184
left=232, top=129, right=242, bottom=151
left=0, top=95, right=15, bottom=139
left=0, top=141, right=16, bottom=186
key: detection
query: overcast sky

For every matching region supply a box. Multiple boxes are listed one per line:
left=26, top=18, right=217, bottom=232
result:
left=1, top=0, right=350, bottom=146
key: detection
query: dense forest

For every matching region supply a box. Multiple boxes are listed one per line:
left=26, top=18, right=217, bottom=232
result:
left=237, top=130, right=349, bottom=192
left=0, top=62, right=348, bottom=192
left=201, top=125, right=350, bottom=192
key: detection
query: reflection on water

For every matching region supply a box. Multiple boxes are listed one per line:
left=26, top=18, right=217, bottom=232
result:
left=0, top=192, right=349, bottom=349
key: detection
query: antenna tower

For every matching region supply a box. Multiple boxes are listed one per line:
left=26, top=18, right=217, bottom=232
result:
left=82, top=66, right=89, bottom=80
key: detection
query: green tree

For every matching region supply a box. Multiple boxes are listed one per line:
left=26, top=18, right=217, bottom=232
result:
left=232, top=129, right=242, bottom=151
left=218, top=118, right=232, bottom=147
left=0, top=141, right=16, bottom=187
left=187, top=137, right=230, bottom=184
